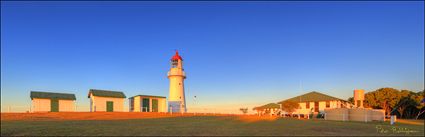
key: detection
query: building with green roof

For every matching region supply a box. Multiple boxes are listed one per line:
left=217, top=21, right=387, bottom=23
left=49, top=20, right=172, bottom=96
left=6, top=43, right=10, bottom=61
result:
left=30, top=91, right=76, bottom=112
left=88, top=89, right=126, bottom=112
left=129, top=95, right=167, bottom=112
left=253, top=103, right=281, bottom=116
left=253, top=103, right=280, bottom=111
left=277, top=91, right=350, bottom=115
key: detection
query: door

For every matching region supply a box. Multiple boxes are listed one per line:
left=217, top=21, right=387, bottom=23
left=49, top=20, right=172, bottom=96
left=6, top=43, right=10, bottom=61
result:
left=129, top=98, right=134, bottom=112
left=152, top=99, right=158, bottom=112
left=314, top=102, right=319, bottom=112
left=50, top=99, right=59, bottom=112
left=106, top=101, right=114, bottom=112
left=142, top=98, right=150, bottom=112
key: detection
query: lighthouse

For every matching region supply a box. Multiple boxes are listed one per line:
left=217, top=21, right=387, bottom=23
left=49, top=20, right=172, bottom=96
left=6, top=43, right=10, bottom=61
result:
left=168, top=50, right=187, bottom=113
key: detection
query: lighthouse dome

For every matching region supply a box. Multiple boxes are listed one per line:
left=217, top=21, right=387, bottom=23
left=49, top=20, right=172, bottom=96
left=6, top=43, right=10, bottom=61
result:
left=171, top=51, right=183, bottom=61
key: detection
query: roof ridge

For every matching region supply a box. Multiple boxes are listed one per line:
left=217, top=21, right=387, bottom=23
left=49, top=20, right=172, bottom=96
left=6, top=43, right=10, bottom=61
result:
left=279, top=91, right=316, bottom=102
left=253, top=103, right=280, bottom=110
left=129, top=94, right=166, bottom=98
left=311, top=91, right=345, bottom=101
left=277, top=91, right=346, bottom=103
left=89, top=89, right=123, bottom=92
left=31, top=91, right=75, bottom=95
left=88, top=89, right=126, bottom=98
left=30, top=91, right=76, bottom=100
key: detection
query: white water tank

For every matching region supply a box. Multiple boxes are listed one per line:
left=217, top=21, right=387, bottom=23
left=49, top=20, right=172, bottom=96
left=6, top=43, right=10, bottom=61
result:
left=354, top=89, right=365, bottom=108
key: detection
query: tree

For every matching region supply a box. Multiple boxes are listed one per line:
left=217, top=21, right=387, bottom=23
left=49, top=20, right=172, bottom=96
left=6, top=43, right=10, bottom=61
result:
left=239, top=108, right=248, bottom=115
left=414, top=90, right=425, bottom=119
left=413, top=90, right=425, bottom=109
left=395, top=90, right=416, bottom=118
left=364, top=88, right=402, bottom=116
left=280, top=100, right=300, bottom=115
left=364, top=91, right=378, bottom=108
left=363, top=88, right=425, bottom=119
left=347, top=97, right=354, bottom=104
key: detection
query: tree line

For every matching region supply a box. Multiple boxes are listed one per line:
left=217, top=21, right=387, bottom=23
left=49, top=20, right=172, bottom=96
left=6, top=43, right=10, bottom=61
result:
left=348, top=87, right=425, bottom=119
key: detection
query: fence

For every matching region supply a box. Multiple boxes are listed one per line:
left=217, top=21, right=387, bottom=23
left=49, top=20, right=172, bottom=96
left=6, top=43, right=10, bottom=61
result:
left=1, top=105, right=32, bottom=113
left=324, top=108, right=385, bottom=122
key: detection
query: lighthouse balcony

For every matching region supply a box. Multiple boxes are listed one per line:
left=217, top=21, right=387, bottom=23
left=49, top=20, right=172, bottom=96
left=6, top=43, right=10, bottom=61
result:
left=167, top=71, right=185, bottom=77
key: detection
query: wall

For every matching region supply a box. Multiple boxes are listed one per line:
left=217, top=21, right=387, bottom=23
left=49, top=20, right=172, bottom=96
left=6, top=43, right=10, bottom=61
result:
left=159, top=98, right=167, bottom=112
left=89, top=94, right=125, bottom=112
left=168, top=75, right=185, bottom=102
left=32, top=98, right=51, bottom=112
left=324, top=108, right=349, bottom=121
left=32, top=98, right=75, bottom=112
left=324, top=108, right=385, bottom=122
left=130, top=96, right=141, bottom=112
left=371, top=109, right=385, bottom=121
left=59, top=100, right=75, bottom=112
left=293, top=100, right=344, bottom=115
left=349, top=108, right=373, bottom=122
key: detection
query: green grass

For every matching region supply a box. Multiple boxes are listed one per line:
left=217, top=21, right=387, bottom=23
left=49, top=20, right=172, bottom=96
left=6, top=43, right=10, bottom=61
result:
left=1, top=116, right=424, bottom=136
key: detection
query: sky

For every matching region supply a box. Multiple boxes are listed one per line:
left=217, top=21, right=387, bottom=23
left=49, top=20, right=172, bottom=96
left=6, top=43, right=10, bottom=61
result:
left=1, top=1, right=424, bottom=113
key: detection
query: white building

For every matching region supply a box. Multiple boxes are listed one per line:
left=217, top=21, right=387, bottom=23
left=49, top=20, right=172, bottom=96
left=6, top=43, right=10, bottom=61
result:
left=30, top=91, right=76, bottom=112
left=278, top=91, right=351, bottom=116
left=168, top=50, right=187, bottom=113
left=88, top=89, right=126, bottom=112
left=129, top=95, right=167, bottom=112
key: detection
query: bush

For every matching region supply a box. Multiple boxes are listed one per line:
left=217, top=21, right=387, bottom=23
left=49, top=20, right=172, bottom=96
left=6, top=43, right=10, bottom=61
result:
left=316, top=113, right=324, bottom=118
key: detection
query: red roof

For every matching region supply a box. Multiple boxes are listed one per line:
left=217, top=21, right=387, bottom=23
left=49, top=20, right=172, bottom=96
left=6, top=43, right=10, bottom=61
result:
left=171, top=50, right=183, bottom=61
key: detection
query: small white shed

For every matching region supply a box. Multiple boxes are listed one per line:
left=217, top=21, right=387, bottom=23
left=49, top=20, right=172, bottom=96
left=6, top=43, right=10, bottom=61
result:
left=30, top=91, right=76, bottom=112
left=88, top=89, right=126, bottom=112
left=129, top=95, right=167, bottom=112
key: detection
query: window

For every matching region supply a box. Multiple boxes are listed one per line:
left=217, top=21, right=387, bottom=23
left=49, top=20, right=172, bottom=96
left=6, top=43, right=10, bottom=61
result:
left=171, top=60, right=178, bottom=68
left=142, top=98, right=150, bottom=112
left=326, top=101, right=330, bottom=108
left=306, top=102, right=310, bottom=109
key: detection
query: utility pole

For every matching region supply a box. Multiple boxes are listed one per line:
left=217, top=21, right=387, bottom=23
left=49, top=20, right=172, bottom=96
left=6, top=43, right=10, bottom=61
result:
left=193, top=95, right=197, bottom=115
left=298, top=80, right=302, bottom=119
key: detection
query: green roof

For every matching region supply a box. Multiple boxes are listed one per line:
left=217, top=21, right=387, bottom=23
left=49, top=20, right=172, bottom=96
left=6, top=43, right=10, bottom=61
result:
left=253, top=103, right=280, bottom=110
left=129, top=95, right=166, bottom=99
left=88, top=89, right=126, bottom=98
left=30, top=91, right=76, bottom=100
left=278, top=91, right=346, bottom=104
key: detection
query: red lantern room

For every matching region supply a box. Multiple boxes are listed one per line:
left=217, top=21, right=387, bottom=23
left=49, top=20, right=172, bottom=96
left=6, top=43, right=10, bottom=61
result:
left=171, top=50, right=183, bottom=68
left=171, top=50, right=183, bottom=61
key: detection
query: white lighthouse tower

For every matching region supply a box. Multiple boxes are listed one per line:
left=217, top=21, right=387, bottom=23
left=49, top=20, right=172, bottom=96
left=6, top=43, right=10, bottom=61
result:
left=168, top=50, right=187, bottom=113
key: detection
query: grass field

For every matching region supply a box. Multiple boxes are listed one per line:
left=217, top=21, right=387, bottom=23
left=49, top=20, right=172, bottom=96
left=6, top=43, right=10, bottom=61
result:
left=1, top=112, right=424, bottom=136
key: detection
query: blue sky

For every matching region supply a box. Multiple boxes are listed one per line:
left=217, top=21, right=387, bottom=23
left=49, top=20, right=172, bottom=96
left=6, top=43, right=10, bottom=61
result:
left=1, top=1, right=424, bottom=112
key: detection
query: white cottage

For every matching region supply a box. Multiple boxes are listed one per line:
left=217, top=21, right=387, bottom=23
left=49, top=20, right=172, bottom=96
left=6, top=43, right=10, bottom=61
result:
left=30, top=91, right=76, bottom=112
left=88, top=89, right=126, bottom=112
